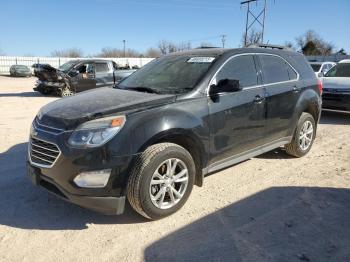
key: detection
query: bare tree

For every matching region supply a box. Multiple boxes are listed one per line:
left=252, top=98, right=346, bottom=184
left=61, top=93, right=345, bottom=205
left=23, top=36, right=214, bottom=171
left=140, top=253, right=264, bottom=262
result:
left=125, top=49, right=140, bottom=57
left=158, top=40, right=191, bottom=55
left=177, top=41, right=191, bottom=51
left=51, top=48, right=84, bottom=58
left=241, top=29, right=262, bottom=47
left=296, top=30, right=334, bottom=55
left=158, top=40, right=169, bottom=55
left=98, top=47, right=140, bottom=58
left=144, top=48, right=161, bottom=57
left=284, top=41, right=295, bottom=50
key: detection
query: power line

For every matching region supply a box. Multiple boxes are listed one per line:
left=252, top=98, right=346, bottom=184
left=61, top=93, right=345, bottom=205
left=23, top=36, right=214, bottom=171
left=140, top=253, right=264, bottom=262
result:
left=221, top=35, right=227, bottom=48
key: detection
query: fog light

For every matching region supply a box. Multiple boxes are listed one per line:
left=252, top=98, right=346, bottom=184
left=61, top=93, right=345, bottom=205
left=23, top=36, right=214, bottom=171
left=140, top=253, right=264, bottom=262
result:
left=74, top=169, right=111, bottom=188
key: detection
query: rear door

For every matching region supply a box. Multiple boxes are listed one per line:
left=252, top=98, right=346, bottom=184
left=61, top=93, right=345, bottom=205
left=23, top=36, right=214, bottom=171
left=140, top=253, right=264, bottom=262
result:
left=95, top=61, right=114, bottom=88
left=257, top=54, right=300, bottom=142
left=208, top=54, right=266, bottom=165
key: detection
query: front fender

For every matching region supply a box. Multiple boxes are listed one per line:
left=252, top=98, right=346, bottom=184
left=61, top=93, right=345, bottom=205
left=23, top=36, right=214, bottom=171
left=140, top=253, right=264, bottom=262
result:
left=129, top=98, right=209, bottom=155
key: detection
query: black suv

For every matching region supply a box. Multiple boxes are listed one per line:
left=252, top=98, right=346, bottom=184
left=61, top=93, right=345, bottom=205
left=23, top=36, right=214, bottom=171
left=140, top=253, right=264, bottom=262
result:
left=27, top=46, right=322, bottom=220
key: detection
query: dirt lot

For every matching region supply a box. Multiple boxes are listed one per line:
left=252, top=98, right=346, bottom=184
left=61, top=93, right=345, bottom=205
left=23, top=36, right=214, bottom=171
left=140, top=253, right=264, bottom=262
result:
left=0, top=75, right=349, bottom=262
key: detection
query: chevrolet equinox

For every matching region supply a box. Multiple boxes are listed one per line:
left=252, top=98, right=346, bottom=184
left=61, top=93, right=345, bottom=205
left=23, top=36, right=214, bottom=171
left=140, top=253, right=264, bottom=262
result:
left=27, top=46, right=322, bottom=220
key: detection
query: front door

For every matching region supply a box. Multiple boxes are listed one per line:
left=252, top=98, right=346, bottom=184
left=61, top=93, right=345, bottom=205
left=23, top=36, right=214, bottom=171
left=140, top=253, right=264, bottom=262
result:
left=208, top=54, right=266, bottom=166
left=75, top=63, right=96, bottom=92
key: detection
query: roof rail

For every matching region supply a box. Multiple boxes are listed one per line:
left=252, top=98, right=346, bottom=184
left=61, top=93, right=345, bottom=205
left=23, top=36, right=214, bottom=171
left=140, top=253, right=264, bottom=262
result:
left=247, top=44, right=292, bottom=51
left=195, top=46, right=221, bottom=49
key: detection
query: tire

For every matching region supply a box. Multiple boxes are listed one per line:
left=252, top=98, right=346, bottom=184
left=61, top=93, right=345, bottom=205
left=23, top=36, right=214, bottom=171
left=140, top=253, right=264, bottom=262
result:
left=285, top=112, right=316, bottom=158
left=60, top=86, right=74, bottom=97
left=127, top=143, right=195, bottom=220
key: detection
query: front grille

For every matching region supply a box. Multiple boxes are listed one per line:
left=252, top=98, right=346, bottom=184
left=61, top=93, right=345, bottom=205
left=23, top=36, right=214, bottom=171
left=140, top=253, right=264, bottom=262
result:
left=33, top=117, right=65, bottom=135
left=29, top=137, right=60, bottom=168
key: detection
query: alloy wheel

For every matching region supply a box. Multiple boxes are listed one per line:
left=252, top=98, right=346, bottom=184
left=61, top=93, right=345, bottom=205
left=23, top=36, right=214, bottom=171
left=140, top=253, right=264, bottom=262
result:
left=299, top=120, right=314, bottom=151
left=149, top=158, right=189, bottom=209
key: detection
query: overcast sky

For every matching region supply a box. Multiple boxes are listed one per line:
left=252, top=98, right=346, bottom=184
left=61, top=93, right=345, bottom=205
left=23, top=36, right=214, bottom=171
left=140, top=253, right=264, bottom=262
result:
left=1, top=0, right=349, bottom=56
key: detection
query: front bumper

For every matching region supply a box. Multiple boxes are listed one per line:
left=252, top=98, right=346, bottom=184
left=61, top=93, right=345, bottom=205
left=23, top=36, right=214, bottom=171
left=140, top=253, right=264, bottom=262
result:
left=27, top=163, right=126, bottom=215
left=27, top=118, right=135, bottom=215
left=33, top=80, right=65, bottom=92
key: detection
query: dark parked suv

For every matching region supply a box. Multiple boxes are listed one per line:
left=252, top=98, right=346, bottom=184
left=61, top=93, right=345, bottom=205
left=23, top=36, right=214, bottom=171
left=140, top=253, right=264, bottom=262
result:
left=27, top=46, right=322, bottom=220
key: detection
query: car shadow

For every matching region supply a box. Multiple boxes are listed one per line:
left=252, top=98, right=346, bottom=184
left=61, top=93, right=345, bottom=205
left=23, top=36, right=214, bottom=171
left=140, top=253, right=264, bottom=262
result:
left=255, top=147, right=294, bottom=159
left=320, top=110, right=350, bottom=125
left=144, top=186, right=350, bottom=262
left=0, top=142, right=146, bottom=230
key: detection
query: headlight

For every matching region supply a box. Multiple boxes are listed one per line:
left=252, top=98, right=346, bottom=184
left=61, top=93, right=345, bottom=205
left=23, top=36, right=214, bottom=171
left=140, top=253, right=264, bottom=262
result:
left=68, top=115, right=126, bottom=148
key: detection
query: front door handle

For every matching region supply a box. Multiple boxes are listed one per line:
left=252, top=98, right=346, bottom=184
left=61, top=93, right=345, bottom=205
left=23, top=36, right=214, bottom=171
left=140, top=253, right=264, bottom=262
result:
left=293, top=86, right=301, bottom=93
left=253, top=95, right=264, bottom=104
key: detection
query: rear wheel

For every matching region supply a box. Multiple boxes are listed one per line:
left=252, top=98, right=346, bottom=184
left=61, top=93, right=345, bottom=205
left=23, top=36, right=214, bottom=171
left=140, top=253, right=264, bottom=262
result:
left=127, top=143, right=195, bottom=220
left=285, top=112, right=316, bottom=157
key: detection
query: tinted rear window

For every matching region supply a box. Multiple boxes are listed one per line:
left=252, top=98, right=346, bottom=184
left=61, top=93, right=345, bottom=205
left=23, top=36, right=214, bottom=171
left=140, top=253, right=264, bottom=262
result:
left=260, top=55, right=295, bottom=84
left=310, top=64, right=321, bottom=72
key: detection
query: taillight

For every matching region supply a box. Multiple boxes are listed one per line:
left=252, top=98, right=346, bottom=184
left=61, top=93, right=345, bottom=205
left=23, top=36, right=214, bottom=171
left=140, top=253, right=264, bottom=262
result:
left=317, top=79, right=323, bottom=95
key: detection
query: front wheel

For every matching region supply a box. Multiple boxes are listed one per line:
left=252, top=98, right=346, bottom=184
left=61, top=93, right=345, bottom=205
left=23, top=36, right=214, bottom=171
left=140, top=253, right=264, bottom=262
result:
left=60, top=86, right=74, bottom=97
left=127, top=143, right=195, bottom=220
left=285, top=112, right=316, bottom=157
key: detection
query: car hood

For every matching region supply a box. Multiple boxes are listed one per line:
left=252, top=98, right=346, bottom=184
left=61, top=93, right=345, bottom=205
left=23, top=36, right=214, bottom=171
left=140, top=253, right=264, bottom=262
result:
left=37, top=87, right=176, bottom=130
left=35, top=64, right=63, bottom=82
left=322, top=77, right=350, bottom=91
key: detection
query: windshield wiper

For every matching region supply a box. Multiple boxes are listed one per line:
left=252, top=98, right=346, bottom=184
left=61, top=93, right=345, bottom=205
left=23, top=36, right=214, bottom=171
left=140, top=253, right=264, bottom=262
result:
left=122, top=86, right=160, bottom=94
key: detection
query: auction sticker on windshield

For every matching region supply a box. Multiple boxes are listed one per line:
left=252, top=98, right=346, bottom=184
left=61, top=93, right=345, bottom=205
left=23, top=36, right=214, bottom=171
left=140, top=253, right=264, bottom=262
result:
left=187, top=57, right=216, bottom=63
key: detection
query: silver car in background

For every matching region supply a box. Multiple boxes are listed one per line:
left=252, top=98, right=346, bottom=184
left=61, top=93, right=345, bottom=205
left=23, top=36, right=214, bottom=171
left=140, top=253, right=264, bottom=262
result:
left=310, top=62, right=336, bottom=78
left=321, top=60, right=350, bottom=111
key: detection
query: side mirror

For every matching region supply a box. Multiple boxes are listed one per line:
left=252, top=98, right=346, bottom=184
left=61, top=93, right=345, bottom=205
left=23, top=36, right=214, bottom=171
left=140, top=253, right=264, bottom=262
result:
left=209, top=79, right=242, bottom=96
left=318, top=72, right=324, bottom=78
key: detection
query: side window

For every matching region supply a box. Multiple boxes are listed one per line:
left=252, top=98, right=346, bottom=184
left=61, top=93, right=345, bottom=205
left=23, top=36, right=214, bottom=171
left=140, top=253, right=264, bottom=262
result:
left=215, top=55, right=258, bottom=88
left=260, top=55, right=295, bottom=84
left=77, top=64, right=87, bottom=73
left=95, top=62, right=110, bottom=73
left=286, top=63, right=298, bottom=80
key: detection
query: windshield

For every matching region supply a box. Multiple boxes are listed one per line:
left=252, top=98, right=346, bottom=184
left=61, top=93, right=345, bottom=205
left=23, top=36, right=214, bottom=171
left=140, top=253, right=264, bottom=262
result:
left=16, top=65, right=28, bottom=69
left=310, top=64, right=321, bottom=72
left=117, top=55, right=217, bottom=95
left=59, top=61, right=77, bottom=72
left=325, top=63, right=350, bottom=77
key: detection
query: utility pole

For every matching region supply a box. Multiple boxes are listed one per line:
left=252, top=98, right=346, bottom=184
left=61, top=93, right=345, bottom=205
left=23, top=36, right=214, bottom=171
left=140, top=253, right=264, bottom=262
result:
left=123, top=40, right=126, bottom=57
left=241, top=0, right=270, bottom=46
left=221, top=35, right=227, bottom=48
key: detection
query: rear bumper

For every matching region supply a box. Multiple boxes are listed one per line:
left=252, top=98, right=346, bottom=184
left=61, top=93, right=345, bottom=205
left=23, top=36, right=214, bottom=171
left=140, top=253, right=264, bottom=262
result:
left=322, top=92, right=350, bottom=111
left=27, top=163, right=126, bottom=215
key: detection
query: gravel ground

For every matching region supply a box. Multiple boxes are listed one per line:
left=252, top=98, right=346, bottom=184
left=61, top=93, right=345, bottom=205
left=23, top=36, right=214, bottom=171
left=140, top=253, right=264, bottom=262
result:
left=0, top=75, right=349, bottom=262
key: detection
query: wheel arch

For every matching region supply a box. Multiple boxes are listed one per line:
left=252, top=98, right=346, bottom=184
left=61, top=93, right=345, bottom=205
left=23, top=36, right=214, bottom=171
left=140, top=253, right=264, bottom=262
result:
left=137, top=129, right=207, bottom=187
left=292, top=88, right=322, bottom=136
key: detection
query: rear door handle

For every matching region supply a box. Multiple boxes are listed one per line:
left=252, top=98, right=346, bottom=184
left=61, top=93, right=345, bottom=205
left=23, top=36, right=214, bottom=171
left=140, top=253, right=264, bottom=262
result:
left=253, top=95, right=265, bottom=104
